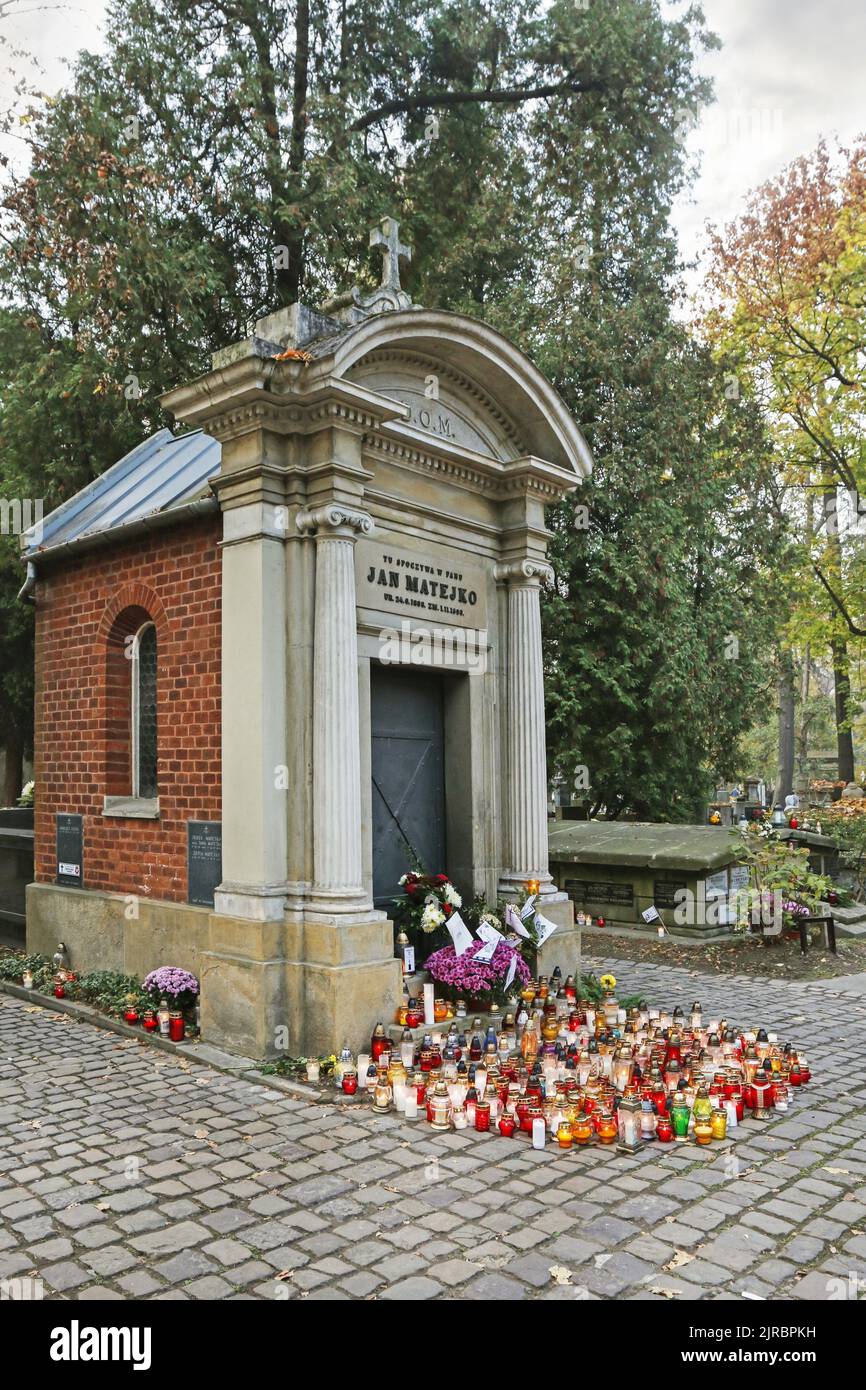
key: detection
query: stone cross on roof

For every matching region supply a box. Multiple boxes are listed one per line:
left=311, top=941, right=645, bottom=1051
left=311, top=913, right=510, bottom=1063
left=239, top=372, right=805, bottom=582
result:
left=370, top=217, right=412, bottom=296
left=325, top=215, right=418, bottom=324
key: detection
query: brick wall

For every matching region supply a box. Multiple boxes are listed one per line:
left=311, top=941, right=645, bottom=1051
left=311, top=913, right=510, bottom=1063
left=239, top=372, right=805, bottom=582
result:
left=33, top=515, right=221, bottom=902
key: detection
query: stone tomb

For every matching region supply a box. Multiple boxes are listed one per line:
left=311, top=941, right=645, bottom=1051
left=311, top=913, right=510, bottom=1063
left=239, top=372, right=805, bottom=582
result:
left=25, top=222, right=593, bottom=1058
left=549, top=821, right=744, bottom=937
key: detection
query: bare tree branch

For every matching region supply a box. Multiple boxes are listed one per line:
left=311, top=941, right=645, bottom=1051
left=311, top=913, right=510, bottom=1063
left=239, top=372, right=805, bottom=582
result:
left=347, top=76, right=605, bottom=136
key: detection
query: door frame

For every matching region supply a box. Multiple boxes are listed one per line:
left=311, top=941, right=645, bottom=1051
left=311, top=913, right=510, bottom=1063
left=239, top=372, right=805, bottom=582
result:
left=359, top=642, right=493, bottom=911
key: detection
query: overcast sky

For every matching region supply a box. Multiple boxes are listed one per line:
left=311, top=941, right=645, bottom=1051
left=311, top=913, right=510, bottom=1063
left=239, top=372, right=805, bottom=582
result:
left=1, top=0, right=864, bottom=280
left=667, top=0, right=866, bottom=282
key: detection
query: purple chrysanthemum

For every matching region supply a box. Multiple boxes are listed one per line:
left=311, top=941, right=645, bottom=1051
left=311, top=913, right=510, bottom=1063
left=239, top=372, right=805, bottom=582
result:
left=425, top=940, right=530, bottom=998
left=143, top=966, right=199, bottom=999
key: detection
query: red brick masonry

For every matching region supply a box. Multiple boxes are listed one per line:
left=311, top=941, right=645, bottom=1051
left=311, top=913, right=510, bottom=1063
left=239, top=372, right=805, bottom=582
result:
left=33, top=515, right=221, bottom=902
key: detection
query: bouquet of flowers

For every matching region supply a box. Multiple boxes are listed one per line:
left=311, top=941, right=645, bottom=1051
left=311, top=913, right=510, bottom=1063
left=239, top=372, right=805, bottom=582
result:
left=391, top=871, right=463, bottom=959
left=142, top=966, right=199, bottom=1013
left=425, top=938, right=531, bottom=1008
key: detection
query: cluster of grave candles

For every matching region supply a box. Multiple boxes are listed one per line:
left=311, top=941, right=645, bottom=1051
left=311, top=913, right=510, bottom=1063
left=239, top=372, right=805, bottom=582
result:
left=332, top=973, right=811, bottom=1153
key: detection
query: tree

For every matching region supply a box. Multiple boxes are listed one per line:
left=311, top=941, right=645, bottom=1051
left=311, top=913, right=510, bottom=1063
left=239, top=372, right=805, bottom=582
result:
left=704, top=142, right=866, bottom=785
left=2, top=0, right=769, bottom=817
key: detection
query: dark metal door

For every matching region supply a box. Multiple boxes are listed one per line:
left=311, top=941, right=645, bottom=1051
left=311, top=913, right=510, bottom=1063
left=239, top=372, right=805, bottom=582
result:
left=371, top=666, right=446, bottom=908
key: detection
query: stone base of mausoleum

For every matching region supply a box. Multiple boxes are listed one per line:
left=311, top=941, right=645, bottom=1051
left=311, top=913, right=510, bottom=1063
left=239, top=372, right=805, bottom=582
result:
left=26, top=881, right=402, bottom=1061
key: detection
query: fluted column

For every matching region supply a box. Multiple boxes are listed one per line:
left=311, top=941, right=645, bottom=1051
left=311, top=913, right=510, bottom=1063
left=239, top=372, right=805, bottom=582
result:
left=497, top=559, right=554, bottom=892
left=298, top=503, right=373, bottom=911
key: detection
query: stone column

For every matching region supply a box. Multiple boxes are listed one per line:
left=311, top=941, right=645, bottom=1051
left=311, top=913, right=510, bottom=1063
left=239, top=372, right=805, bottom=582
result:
left=297, top=503, right=374, bottom=912
left=496, top=559, right=554, bottom=893
left=214, top=501, right=288, bottom=922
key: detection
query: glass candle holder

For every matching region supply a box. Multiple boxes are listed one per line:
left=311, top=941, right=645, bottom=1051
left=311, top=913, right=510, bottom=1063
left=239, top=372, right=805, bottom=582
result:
left=475, top=1101, right=491, bottom=1133
left=498, top=1114, right=516, bottom=1138
left=169, top=1011, right=185, bottom=1042
left=596, top=1114, right=618, bottom=1145
left=693, top=1118, right=713, bottom=1145
left=710, top=1109, right=727, bottom=1140
left=655, top=1116, right=673, bottom=1143
left=306, top=1059, right=320, bottom=1084
left=671, top=1100, right=691, bottom=1141
left=571, top=1115, right=593, bottom=1145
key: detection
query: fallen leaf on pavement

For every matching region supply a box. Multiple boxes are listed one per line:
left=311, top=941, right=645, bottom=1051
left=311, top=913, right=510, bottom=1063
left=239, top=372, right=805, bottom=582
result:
left=664, top=1250, right=694, bottom=1270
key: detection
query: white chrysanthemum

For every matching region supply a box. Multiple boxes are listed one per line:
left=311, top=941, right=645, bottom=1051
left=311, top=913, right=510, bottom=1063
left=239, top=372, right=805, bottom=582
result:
left=398, top=873, right=408, bottom=885
left=444, top=882, right=462, bottom=908
left=421, top=901, right=446, bottom=932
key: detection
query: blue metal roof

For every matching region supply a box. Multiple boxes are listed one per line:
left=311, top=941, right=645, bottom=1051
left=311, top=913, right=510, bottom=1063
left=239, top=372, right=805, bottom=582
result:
left=22, top=428, right=221, bottom=557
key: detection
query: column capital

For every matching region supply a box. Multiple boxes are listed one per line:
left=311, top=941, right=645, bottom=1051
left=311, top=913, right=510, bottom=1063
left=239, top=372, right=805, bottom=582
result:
left=296, top=502, right=374, bottom=539
left=494, top=557, right=554, bottom=586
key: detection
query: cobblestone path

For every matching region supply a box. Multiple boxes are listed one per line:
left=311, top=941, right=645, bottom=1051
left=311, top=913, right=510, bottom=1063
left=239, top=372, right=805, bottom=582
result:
left=1, top=957, right=864, bottom=1301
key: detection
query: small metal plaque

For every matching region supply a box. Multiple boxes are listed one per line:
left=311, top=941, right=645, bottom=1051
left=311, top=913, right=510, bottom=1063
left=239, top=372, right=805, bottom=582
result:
left=56, top=813, right=84, bottom=888
left=187, top=821, right=222, bottom=908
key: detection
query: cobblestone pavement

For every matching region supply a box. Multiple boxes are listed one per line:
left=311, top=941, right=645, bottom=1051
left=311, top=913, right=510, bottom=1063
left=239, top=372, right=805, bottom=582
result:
left=1, top=957, right=865, bottom=1302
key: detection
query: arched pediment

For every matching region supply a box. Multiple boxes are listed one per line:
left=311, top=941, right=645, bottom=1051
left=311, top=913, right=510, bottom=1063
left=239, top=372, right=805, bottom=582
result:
left=347, top=348, right=525, bottom=461
left=325, top=309, right=593, bottom=478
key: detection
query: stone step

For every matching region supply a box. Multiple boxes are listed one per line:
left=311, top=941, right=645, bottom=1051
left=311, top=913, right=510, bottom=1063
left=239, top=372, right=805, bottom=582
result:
left=830, top=902, right=866, bottom=924
left=828, top=903, right=866, bottom=937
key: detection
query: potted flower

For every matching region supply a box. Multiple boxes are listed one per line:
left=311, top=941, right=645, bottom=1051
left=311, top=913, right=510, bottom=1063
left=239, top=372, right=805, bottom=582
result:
left=142, top=966, right=199, bottom=1026
left=424, top=938, right=530, bottom=1011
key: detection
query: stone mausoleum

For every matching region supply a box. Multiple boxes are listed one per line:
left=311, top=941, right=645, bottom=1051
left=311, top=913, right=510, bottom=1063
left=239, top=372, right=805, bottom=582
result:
left=21, top=219, right=593, bottom=1058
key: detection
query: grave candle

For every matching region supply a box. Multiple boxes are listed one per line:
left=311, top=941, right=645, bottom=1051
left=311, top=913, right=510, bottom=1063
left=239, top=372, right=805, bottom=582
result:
left=423, top=983, right=435, bottom=1027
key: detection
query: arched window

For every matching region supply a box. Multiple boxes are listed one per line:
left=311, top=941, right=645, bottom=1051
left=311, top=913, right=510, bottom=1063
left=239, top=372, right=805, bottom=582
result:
left=132, top=622, right=158, bottom=798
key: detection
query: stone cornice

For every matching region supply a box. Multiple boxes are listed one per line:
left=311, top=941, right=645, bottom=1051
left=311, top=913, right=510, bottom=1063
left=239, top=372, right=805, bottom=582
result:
left=162, top=364, right=408, bottom=444
left=499, top=456, right=581, bottom=501
left=362, top=430, right=578, bottom=503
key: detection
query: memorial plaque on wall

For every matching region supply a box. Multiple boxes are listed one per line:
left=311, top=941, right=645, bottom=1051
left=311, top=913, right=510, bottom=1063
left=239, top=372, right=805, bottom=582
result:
left=565, top=879, right=634, bottom=907
left=56, top=813, right=84, bottom=888
left=653, top=877, right=689, bottom=909
left=705, top=868, right=729, bottom=897
left=187, top=821, right=222, bottom=908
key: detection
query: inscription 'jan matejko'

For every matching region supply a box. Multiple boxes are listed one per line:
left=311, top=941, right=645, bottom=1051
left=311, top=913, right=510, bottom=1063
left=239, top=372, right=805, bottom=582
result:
left=365, top=556, right=478, bottom=610
left=356, top=540, right=488, bottom=629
